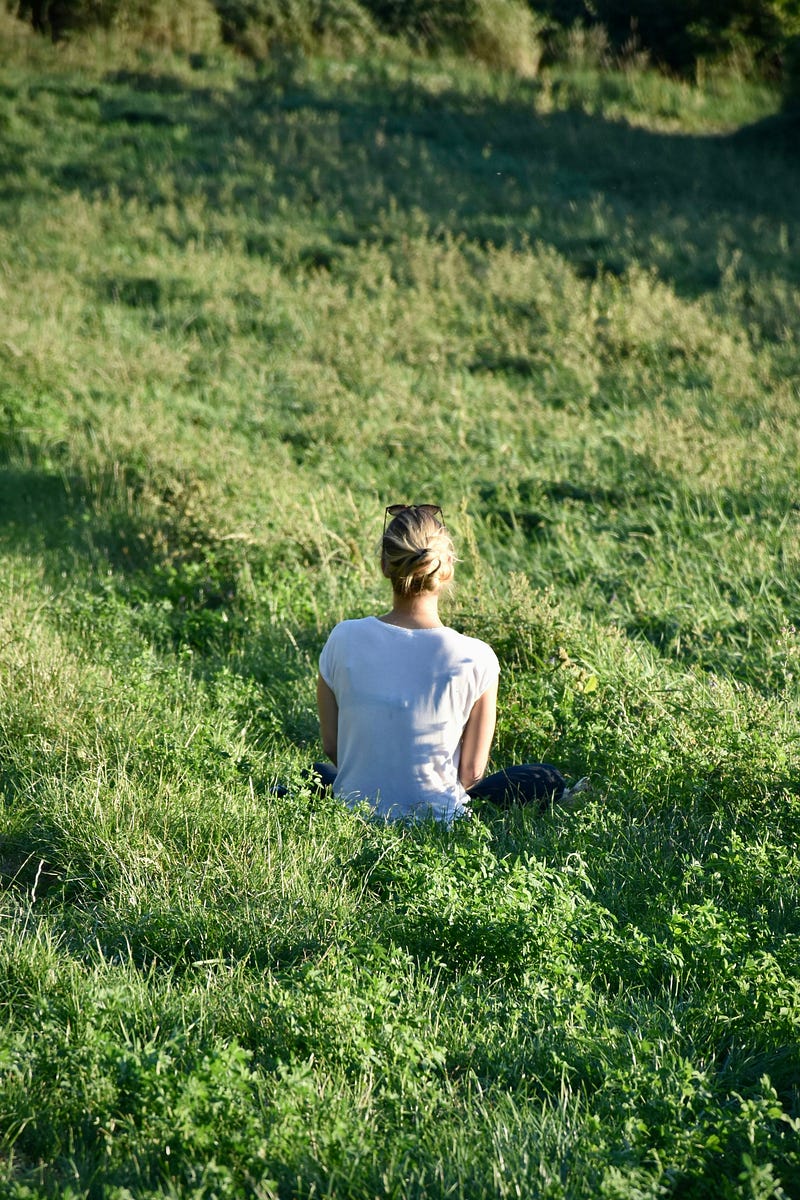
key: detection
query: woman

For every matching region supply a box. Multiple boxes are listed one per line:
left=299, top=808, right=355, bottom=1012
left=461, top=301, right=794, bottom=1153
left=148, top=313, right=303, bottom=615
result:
left=316, top=504, right=584, bottom=823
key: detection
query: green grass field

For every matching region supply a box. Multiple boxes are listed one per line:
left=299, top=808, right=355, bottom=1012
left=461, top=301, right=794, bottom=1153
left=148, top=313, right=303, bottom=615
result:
left=1, top=12, right=800, bottom=1198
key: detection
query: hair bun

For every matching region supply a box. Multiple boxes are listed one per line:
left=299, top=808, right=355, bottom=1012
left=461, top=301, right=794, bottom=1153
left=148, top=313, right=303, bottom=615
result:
left=382, top=509, right=454, bottom=597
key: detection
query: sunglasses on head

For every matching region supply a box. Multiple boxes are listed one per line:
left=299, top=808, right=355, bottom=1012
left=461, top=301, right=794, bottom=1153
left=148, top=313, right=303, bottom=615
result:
left=383, top=504, right=444, bottom=534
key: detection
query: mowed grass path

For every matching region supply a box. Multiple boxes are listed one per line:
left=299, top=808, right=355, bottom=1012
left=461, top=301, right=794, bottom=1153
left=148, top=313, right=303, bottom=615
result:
left=1, top=20, right=800, bottom=1198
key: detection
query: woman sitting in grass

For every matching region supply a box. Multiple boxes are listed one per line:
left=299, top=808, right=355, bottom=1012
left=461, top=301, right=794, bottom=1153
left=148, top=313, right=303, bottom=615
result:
left=315, top=503, right=586, bottom=823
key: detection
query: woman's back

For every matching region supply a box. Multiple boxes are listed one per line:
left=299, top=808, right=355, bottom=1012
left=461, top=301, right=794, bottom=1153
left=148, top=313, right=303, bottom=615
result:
left=319, top=616, right=498, bottom=822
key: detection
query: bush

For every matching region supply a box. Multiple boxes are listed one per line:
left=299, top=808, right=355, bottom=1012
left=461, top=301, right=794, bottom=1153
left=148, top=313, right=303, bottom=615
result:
left=7, top=0, right=378, bottom=53
left=213, top=0, right=380, bottom=57
left=767, top=0, right=800, bottom=82
left=536, top=0, right=799, bottom=77
left=358, top=0, right=543, bottom=73
left=551, top=19, right=612, bottom=70
left=463, top=0, right=543, bottom=76
left=9, top=0, right=222, bottom=50
left=781, top=27, right=800, bottom=104
left=12, top=0, right=119, bottom=38
left=360, top=0, right=470, bottom=44
left=8, top=0, right=791, bottom=83
left=115, top=0, right=223, bottom=54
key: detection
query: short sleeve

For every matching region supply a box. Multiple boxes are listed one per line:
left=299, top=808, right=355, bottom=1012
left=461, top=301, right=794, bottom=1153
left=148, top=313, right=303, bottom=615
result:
left=476, top=642, right=500, bottom=698
left=319, top=630, right=336, bottom=688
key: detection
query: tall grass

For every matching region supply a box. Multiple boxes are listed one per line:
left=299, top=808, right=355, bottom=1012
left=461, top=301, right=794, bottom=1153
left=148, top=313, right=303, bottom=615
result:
left=1, top=20, right=799, bottom=1199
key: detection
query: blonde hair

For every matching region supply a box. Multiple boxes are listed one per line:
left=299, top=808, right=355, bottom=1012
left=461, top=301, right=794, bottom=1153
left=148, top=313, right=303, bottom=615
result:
left=382, top=507, right=455, bottom=597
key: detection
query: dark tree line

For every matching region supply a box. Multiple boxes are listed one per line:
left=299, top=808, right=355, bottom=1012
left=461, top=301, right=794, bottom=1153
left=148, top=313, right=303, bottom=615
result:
left=6, top=0, right=800, bottom=97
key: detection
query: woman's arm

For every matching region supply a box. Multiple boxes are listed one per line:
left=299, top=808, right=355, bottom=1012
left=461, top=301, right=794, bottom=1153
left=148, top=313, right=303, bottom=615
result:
left=316, top=673, right=339, bottom=765
left=458, top=680, right=498, bottom=789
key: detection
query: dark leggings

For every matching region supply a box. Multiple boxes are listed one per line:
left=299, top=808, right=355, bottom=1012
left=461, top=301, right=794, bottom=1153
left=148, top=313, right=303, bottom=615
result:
left=311, top=762, right=567, bottom=810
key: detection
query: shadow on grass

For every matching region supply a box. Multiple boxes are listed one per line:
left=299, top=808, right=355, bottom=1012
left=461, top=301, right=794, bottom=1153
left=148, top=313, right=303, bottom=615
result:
left=0, top=447, right=322, bottom=774
left=0, top=449, right=244, bottom=639
left=1, top=62, right=798, bottom=305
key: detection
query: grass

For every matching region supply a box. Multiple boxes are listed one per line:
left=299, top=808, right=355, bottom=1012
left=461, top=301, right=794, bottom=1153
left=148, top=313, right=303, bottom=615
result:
left=1, top=11, right=800, bottom=1198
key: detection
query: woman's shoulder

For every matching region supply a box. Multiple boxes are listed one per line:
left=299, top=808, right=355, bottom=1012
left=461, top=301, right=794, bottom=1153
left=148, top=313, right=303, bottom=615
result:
left=441, top=626, right=500, bottom=666
left=323, top=616, right=375, bottom=644
left=440, top=622, right=491, bottom=648
left=319, top=617, right=375, bottom=676
left=331, top=616, right=375, bottom=632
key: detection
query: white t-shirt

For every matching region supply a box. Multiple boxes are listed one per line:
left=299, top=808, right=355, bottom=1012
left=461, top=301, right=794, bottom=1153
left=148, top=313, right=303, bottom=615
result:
left=318, top=616, right=500, bottom=823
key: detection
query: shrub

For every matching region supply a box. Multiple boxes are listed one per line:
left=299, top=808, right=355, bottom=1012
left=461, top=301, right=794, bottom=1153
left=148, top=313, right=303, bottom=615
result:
left=212, top=0, right=380, bottom=56
left=8, top=0, right=378, bottom=53
left=462, top=0, right=543, bottom=77
left=551, top=19, right=612, bottom=70
left=536, top=0, right=799, bottom=77
left=360, top=0, right=542, bottom=74
left=8, top=0, right=222, bottom=52
left=115, top=0, right=223, bottom=54
left=787, top=42, right=800, bottom=101
left=776, top=0, right=800, bottom=77
left=360, top=0, right=471, bottom=44
left=12, top=0, right=119, bottom=38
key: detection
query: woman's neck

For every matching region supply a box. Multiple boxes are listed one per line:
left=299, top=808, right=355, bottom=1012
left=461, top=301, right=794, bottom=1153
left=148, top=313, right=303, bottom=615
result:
left=378, top=591, right=443, bottom=629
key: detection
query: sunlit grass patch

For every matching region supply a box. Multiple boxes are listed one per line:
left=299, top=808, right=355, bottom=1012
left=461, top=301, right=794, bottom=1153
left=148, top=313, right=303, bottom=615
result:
left=1, top=27, right=799, bottom=1198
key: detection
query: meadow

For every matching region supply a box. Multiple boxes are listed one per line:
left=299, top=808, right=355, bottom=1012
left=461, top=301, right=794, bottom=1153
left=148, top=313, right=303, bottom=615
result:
left=1, top=10, right=800, bottom=1197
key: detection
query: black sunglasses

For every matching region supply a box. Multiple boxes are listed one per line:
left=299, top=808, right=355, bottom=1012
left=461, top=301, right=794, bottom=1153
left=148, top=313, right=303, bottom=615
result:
left=383, top=504, right=444, bottom=534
